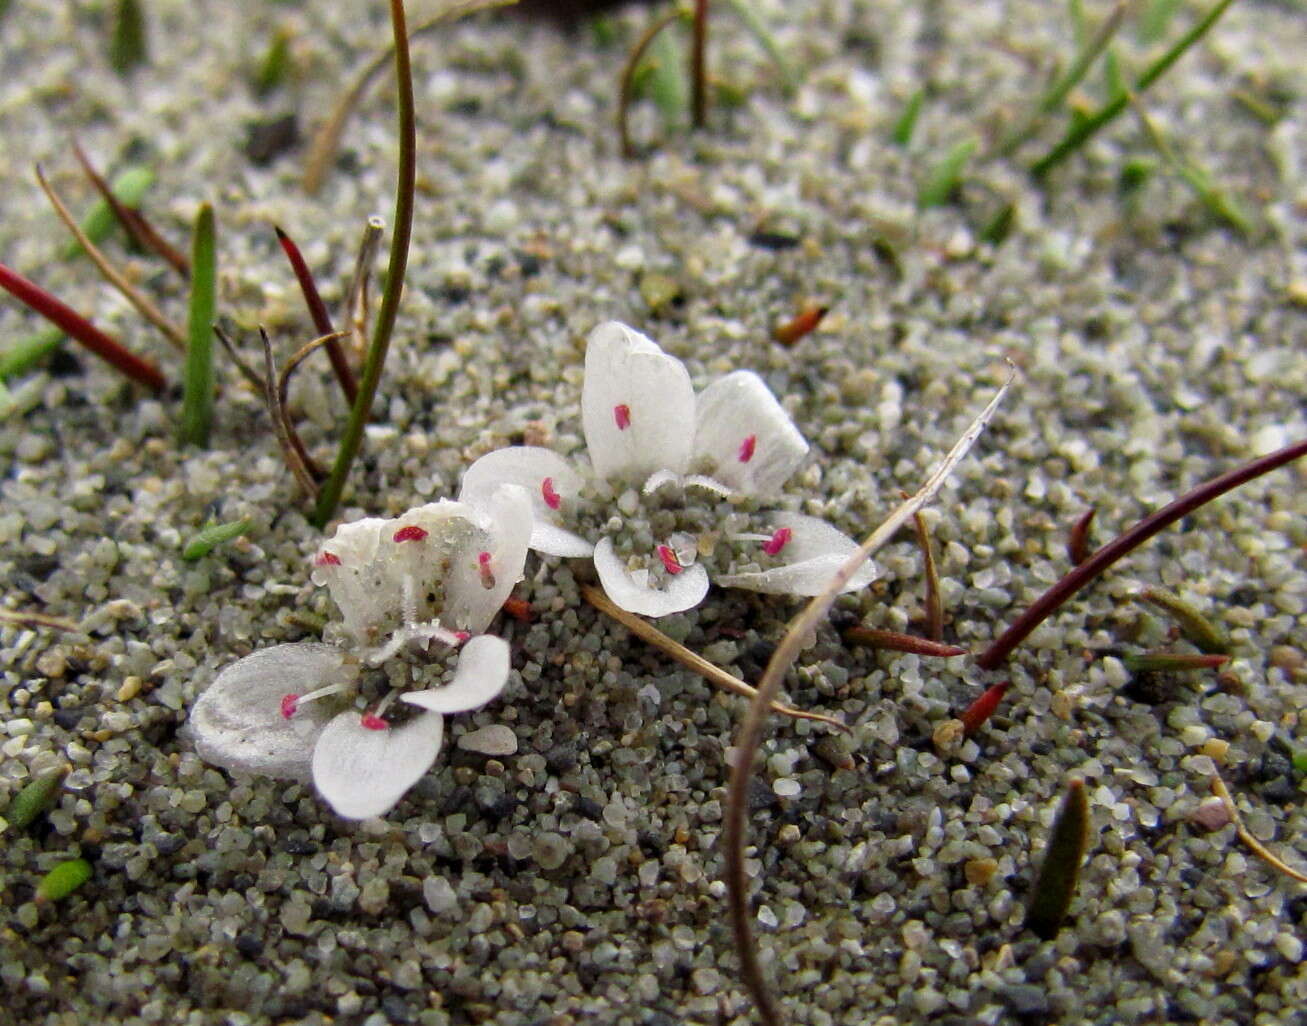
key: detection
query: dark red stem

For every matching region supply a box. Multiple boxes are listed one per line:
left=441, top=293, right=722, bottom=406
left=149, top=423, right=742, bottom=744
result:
left=978, top=440, right=1307, bottom=670
left=0, top=261, right=165, bottom=391
left=275, top=226, right=359, bottom=405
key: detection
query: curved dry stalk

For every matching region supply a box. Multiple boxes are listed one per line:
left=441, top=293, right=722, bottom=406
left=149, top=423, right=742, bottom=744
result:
left=581, top=584, right=848, bottom=732
left=1211, top=771, right=1307, bottom=885
left=302, top=0, right=519, bottom=194
left=617, top=7, right=683, bottom=159
left=343, top=216, right=385, bottom=362
left=36, top=165, right=186, bottom=351
left=259, top=327, right=320, bottom=498
left=0, top=608, right=79, bottom=631
left=212, top=323, right=265, bottom=393
left=724, top=372, right=1014, bottom=1025
left=277, top=329, right=348, bottom=481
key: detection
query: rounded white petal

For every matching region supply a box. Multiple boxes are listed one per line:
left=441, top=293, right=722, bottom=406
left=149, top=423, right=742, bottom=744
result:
left=443, top=484, right=535, bottom=633
left=311, top=708, right=444, bottom=820
left=692, top=371, right=808, bottom=497
left=401, top=635, right=511, bottom=714
left=715, top=512, right=879, bottom=597
left=592, top=536, right=710, bottom=616
left=459, top=446, right=593, bottom=556
left=189, top=643, right=346, bottom=780
left=582, top=321, right=695, bottom=483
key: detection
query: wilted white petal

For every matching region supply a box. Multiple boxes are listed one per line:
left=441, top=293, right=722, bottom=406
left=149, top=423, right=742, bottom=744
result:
left=582, top=321, right=695, bottom=483
left=716, top=512, right=879, bottom=596
left=311, top=708, right=444, bottom=820
left=459, top=447, right=593, bottom=557
left=401, top=635, right=511, bottom=714
left=593, top=536, right=710, bottom=616
left=311, top=518, right=397, bottom=644
left=190, top=643, right=346, bottom=780
left=693, top=371, right=808, bottom=497
left=443, top=485, right=535, bottom=633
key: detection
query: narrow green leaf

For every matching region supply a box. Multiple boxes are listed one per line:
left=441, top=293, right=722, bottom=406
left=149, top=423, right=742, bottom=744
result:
left=253, top=25, right=293, bottom=97
left=1024, top=779, right=1090, bottom=940
left=980, top=201, right=1017, bottom=245
left=0, top=327, right=64, bottom=381
left=917, top=137, right=977, bottom=209
left=182, top=518, right=253, bottom=560
left=1122, top=650, right=1229, bottom=673
left=892, top=88, right=924, bottom=147
left=60, top=166, right=154, bottom=262
left=6, top=768, right=66, bottom=830
left=108, top=0, right=149, bottom=76
left=644, top=26, right=689, bottom=126
left=1136, top=587, right=1231, bottom=653
left=180, top=203, right=217, bottom=447
left=35, top=857, right=92, bottom=904
left=721, top=0, right=798, bottom=96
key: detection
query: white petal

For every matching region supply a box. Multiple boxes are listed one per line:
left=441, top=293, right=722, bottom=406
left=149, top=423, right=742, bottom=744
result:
left=442, top=484, right=535, bottom=633
left=459, top=446, right=593, bottom=557
left=592, top=536, right=710, bottom=616
left=715, top=512, right=879, bottom=597
left=401, top=635, right=511, bottom=714
left=189, top=643, right=346, bottom=781
left=582, top=321, right=695, bottom=483
left=692, top=371, right=808, bottom=497
left=311, top=708, right=444, bottom=819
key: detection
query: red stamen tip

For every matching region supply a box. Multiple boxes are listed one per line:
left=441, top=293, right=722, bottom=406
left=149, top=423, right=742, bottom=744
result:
left=454, top=631, right=471, bottom=643
left=478, top=551, right=492, bottom=567
left=762, top=527, right=792, bottom=556
left=314, top=551, right=341, bottom=567
left=657, top=545, right=683, bottom=575
left=280, top=694, right=299, bottom=719
left=614, top=404, right=631, bottom=430
left=541, top=477, right=561, bottom=511
left=478, top=551, right=496, bottom=590
left=360, top=713, right=388, bottom=731
left=393, top=525, right=428, bottom=543
left=738, top=434, right=757, bottom=463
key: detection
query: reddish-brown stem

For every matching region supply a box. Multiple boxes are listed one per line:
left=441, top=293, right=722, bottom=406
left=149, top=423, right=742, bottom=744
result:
left=71, top=140, right=190, bottom=277
left=1067, top=507, right=1096, bottom=565
left=977, top=440, right=1307, bottom=670
left=842, top=626, right=966, bottom=658
left=0, top=261, right=165, bottom=391
left=773, top=304, right=828, bottom=346
left=961, top=680, right=1010, bottom=734
left=691, top=0, right=709, bottom=129
left=274, top=226, right=359, bottom=405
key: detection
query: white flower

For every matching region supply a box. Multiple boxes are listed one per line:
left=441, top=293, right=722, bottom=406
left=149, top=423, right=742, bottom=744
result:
left=189, top=486, right=530, bottom=819
left=459, top=321, right=876, bottom=617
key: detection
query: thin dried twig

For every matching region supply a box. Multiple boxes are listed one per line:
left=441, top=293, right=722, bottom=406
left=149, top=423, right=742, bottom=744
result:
left=343, top=216, right=385, bottom=362
left=212, top=323, right=266, bottom=393
left=36, top=165, right=186, bottom=351
left=618, top=8, right=683, bottom=159
left=581, top=584, right=847, bottom=732
left=911, top=507, right=943, bottom=641
left=690, top=0, right=709, bottom=129
left=0, top=608, right=79, bottom=631
left=724, top=371, right=1015, bottom=1025
left=302, top=0, right=519, bottom=194
left=260, top=327, right=320, bottom=498
left=1211, top=771, right=1307, bottom=884
left=275, top=226, right=359, bottom=404
left=71, top=139, right=189, bottom=277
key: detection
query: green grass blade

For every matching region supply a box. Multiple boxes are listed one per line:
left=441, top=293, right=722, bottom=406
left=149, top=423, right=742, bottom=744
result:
left=1031, top=0, right=1239, bottom=178
left=182, top=517, right=253, bottom=560
left=1024, top=778, right=1090, bottom=939
left=108, top=0, right=149, bottom=76
left=643, top=23, right=689, bottom=126
left=721, top=0, right=797, bottom=96
left=253, top=25, right=293, bottom=97
left=0, top=326, right=64, bottom=381
left=917, top=137, right=977, bottom=208
left=892, top=88, right=924, bottom=147
left=180, top=203, right=217, bottom=446
left=60, top=165, right=154, bottom=262
left=6, top=768, right=66, bottom=829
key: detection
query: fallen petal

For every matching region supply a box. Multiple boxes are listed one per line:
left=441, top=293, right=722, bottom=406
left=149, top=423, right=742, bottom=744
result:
left=311, top=708, right=444, bottom=819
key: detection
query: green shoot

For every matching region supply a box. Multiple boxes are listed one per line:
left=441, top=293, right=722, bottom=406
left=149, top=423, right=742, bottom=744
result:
left=1137, top=0, right=1184, bottom=43
left=182, top=517, right=253, bottom=560
left=891, top=88, right=924, bottom=147
left=618, top=8, right=684, bottom=158
left=60, top=165, right=153, bottom=262
left=721, top=0, right=798, bottom=96
left=180, top=203, right=217, bottom=446
left=311, top=0, right=416, bottom=528
left=643, top=21, right=690, bottom=126
left=1136, top=586, right=1231, bottom=654
left=0, top=327, right=64, bottom=381
left=35, top=858, right=92, bottom=905
left=253, top=25, right=294, bottom=97
left=6, top=768, right=66, bottom=829
left=108, top=0, right=148, bottom=76
left=917, top=137, right=977, bottom=208
left=1031, top=0, right=1239, bottom=178
left=1024, top=779, right=1090, bottom=939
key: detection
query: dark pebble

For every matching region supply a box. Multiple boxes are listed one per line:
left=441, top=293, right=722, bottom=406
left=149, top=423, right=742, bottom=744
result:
left=234, top=933, right=263, bottom=958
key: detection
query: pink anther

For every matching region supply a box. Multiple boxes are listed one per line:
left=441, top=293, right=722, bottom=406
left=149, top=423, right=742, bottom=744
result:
left=657, top=545, right=683, bottom=575
left=762, top=527, right=792, bottom=556
left=478, top=550, right=496, bottom=590
left=738, top=434, right=757, bottom=463
left=314, top=551, right=341, bottom=567
left=393, top=525, right=428, bottom=543
left=360, top=713, right=388, bottom=731
left=614, top=404, right=632, bottom=430
left=454, top=631, right=471, bottom=644
left=280, top=694, right=300, bottom=719
left=541, top=477, right=561, bottom=511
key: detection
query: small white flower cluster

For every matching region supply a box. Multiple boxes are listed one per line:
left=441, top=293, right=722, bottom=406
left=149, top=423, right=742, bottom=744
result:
left=189, top=322, right=875, bottom=819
